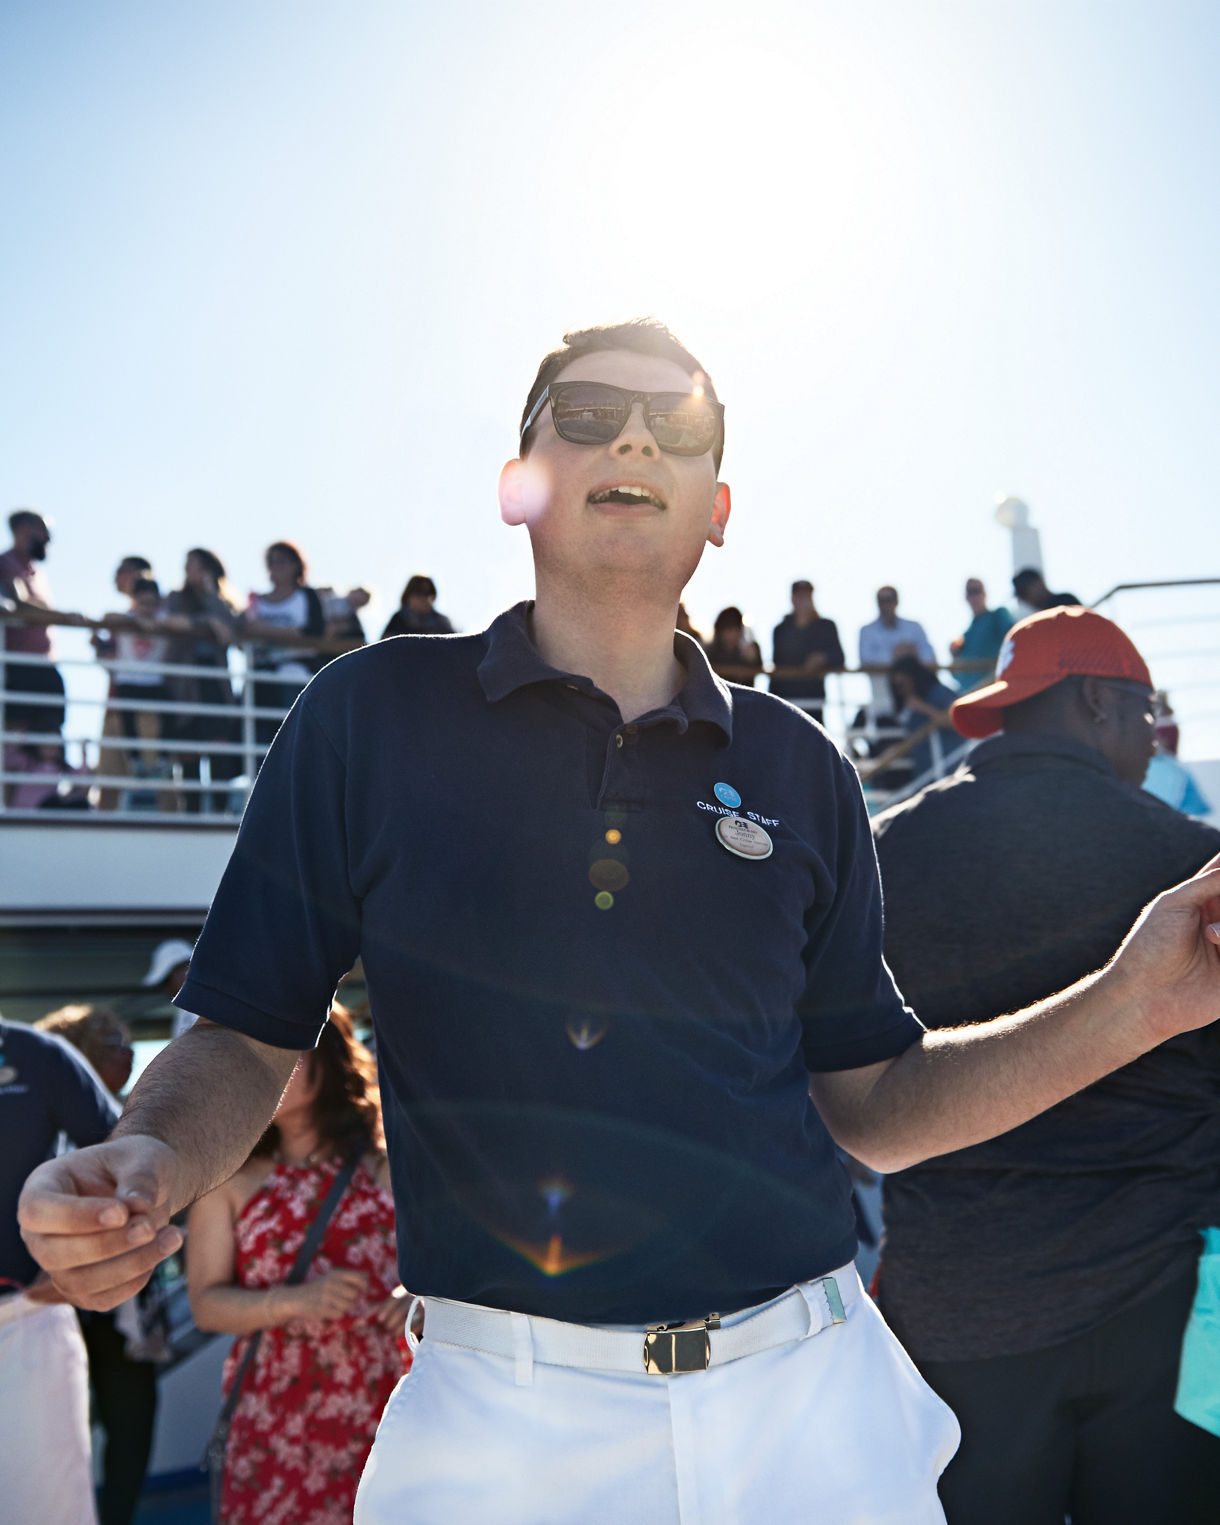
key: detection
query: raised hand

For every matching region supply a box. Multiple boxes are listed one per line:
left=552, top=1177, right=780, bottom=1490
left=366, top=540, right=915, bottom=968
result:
left=1109, top=852, right=1220, bottom=1044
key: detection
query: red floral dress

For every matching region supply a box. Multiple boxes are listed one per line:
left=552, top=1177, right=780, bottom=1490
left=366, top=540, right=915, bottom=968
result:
left=221, top=1157, right=410, bottom=1525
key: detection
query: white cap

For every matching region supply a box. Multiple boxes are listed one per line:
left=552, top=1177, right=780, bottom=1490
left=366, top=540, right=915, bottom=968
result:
left=142, top=938, right=195, bottom=988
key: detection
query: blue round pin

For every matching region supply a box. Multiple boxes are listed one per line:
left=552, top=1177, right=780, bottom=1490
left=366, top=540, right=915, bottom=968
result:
left=714, top=782, right=742, bottom=809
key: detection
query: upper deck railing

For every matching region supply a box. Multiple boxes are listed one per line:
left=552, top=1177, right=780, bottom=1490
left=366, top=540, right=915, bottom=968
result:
left=0, top=612, right=987, bottom=821
left=4, top=578, right=1216, bottom=824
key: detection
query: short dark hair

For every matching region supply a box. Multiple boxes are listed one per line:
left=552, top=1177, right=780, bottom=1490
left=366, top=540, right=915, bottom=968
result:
left=132, top=577, right=160, bottom=598
left=266, top=540, right=307, bottom=584
left=403, top=575, right=437, bottom=601
left=519, top=318, right=724, bottom=472
left=792, top=580, right=813, bottom=595
left=1012, top=567, right=1043, bottom=594
left=8, top=509, right=44, bottom=536
left=118, top=555, right=152, bottom=574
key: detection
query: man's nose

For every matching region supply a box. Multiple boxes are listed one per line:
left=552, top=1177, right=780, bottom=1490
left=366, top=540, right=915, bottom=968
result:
left=613, top=401, right=657, bottom=456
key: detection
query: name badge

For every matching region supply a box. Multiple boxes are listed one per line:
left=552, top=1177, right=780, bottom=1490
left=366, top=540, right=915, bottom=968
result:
left=715, top=816, right=773, bottom=861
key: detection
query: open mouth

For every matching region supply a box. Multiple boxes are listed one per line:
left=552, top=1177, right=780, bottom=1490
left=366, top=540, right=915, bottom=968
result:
left=588, top=485, right=667, bottom=510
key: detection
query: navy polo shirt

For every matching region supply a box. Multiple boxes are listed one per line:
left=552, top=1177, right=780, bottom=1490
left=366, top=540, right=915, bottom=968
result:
left=179, top=603, right=921, bottom=1323
left=1, top=1020, right=119, bottom=1288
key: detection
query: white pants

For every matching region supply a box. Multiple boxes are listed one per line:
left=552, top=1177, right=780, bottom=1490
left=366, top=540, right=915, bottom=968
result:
left=355, top=1270, right=959, bottom=1524
left=0, top=1295, right=98, bottom=1525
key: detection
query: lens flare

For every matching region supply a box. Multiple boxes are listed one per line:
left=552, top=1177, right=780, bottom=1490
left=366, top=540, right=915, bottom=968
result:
left=565, top=1016, right=608, bottom=1049
left=593, top=891, right=614, bottom=911
left=604, top=828, right=622, bottom=845
left=589, top=859, right=629, bottom=892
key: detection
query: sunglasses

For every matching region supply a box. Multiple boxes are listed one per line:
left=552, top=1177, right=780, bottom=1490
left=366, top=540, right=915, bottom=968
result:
left=521, top=381, right=724, bottom=457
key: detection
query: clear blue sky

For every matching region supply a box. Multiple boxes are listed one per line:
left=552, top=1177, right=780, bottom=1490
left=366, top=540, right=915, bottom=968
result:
left=2, top=0, right=1217, bottom=750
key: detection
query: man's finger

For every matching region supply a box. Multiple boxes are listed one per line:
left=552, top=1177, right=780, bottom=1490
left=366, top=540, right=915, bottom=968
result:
left=18, top=1188, right=131, bottom=1237
left=65, top=1268, right=168, bottom=1314
left=49, top=1228, right=182, bottom=1304
left=26, top=1217, right=163, bottom=1273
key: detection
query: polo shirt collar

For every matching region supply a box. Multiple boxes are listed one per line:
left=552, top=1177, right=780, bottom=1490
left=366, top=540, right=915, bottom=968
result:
left=477, top=601, right=733, bottom=743
left=968, top=731, right=1118, bottom=778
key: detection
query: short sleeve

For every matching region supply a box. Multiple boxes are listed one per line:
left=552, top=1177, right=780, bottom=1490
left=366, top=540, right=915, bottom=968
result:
left=796, top=756, right=924, bottom=1071
left=175, top=695, right=361, bottom=1049
left=48, top=1036, right=120, bottom=1144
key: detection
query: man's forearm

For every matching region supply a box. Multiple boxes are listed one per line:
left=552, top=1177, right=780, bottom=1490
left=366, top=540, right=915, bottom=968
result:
left=113, top=1019, right=299, bottom=1211
left=823, top=966, right=1150, bottom=1174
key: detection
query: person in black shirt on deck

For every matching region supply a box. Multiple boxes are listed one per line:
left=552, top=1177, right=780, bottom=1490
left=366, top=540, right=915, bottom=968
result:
left=873, top=605, right=1220, bottom=1525
left=1012, top=565, right=1080, bottom=611
left=0, top=1016, right=119, bottom=1525
left=769, top=580, right=844, bottom=723
left=18, top=323, right=1220, bottom=1525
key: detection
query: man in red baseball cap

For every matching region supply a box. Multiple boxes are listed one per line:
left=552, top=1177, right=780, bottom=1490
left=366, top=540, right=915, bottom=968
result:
left=873, top=604, right=1220, bottom=1523
left=950, top=606, right=1156, bottom=786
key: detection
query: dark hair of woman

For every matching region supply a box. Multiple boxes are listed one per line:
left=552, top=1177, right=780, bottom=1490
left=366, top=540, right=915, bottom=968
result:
left=266, top=540, right=307, bottom=584
left=251, top=1004, right=383, bottom=1159
left=889, top=653, right=939, bottom=701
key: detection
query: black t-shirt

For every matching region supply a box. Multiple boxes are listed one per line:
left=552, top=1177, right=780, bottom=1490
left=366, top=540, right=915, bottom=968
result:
left=1, top=1020, right=119, bottom=1288
left=179, top=603, right=921, bottom=1324
left=873, top=733, right=1220, bottom=1361
left=770, top=615, right=845, bottom=702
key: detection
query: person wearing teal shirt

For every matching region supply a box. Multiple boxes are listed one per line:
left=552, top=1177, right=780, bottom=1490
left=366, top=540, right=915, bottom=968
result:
left=950, top=579, right=1013, bottom=692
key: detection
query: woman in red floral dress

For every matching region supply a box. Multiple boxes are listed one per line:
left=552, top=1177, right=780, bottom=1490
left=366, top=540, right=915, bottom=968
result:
left=188, top=1007, right=410, bottom=1525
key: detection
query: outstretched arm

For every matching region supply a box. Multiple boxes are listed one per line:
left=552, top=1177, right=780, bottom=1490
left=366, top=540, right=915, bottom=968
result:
left=18, top=1018, right=301, bottom=1310
left=812, top=855, right=1220, bottom=1173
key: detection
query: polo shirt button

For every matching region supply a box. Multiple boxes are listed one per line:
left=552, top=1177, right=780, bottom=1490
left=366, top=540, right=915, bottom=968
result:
left=615, top=734, right=624, bottom=749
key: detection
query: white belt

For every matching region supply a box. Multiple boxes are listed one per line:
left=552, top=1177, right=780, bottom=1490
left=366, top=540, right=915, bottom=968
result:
left=415, top=1264, right=857, bottom=1377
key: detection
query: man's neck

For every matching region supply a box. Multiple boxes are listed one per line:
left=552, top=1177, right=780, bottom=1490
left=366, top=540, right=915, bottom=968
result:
left=794, top=606, right=816, bottom=627
left=880, top=614, right=899, bottom=629
left=531, top=586, right=685, bottom=723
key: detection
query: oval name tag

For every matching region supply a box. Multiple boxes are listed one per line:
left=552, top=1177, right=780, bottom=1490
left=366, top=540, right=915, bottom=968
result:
left=715, top=815, right=773, bottom=861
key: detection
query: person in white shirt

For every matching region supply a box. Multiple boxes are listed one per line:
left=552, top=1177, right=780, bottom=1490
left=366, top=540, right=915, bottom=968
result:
left=858, top=585, right=936, bottom=715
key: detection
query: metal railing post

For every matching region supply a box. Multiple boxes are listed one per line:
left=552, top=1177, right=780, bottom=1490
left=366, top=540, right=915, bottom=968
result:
left=241, top=644, right=257, bottom=785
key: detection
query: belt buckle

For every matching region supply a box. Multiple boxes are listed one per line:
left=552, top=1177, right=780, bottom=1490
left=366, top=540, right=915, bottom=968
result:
left=643, top=1314, right=720, bottom=1375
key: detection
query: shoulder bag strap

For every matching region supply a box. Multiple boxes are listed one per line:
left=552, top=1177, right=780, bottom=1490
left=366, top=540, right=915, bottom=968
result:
left=204, top=1142, right=366, bottom=1461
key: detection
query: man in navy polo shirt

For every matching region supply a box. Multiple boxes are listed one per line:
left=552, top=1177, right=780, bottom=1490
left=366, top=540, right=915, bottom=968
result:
left=18, top=321, right=1220, bottom=1524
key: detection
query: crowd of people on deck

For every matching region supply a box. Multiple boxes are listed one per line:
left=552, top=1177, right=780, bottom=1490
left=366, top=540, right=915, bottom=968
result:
left=1, top=504, right=1094, bottom=811
left=0, top=510, right=456, bottom=809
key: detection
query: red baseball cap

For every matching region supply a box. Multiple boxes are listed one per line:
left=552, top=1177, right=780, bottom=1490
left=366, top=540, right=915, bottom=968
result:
left=951, top=606, right=1153, bottom=740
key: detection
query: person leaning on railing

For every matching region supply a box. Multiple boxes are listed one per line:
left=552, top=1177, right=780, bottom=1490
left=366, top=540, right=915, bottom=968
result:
left=0, top=510, right=89, bottom=805
left=160, top=548, right=240, bottom=814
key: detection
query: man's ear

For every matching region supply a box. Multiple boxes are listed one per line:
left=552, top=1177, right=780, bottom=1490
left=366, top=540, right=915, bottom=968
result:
left=706, top=482, right=732, bottom=549
left=499, top=458, right=528, bottom=527
left=1080, top=674, right=1108, bottom=726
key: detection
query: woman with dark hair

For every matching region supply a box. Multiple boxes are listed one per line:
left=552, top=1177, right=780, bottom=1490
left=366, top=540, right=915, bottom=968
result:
left=187, top=1006, right=409, bottom=1525
left=380, top=574, right=455, bottom=638
left=704, top=605, right=763, bottom=685
left=162, top=547, right=240, bottom=811
left=887, top=654, right=966, bottom=780
left=241, top=541, right=328, bottom=749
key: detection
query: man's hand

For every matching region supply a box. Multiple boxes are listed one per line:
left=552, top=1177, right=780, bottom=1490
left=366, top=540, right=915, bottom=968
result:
left=18, top=1135, right=184, bottom=1311
left=1109, top=851, right=1220, bottom=1044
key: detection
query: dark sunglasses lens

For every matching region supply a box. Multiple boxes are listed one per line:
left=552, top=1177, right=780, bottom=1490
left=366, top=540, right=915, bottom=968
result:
left=551, top=384, right=628, bottom=444
left=645, top=394, right=720, bottom=455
